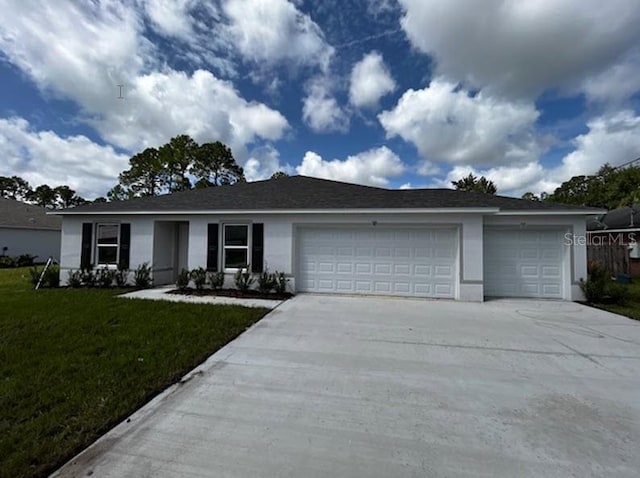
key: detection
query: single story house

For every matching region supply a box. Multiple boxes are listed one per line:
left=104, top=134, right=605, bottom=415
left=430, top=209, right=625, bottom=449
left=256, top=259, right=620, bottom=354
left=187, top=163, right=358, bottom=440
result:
left=54, top=176, right=600, bottom=301
left=1, top=197, right=62, bottom=261
left=587, top=204, right=640, bottom=276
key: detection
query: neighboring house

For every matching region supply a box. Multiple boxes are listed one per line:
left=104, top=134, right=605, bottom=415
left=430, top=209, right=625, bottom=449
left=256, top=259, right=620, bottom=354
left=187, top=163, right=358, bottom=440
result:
left=0, top=197, right=62, bottom=261
left=54, top=176, right=600, bottom=301
left=587, top=204, right=640, bottom=276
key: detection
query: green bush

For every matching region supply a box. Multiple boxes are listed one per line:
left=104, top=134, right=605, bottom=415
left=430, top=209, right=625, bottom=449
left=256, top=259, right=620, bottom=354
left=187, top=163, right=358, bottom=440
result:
left=44, top=265, right=60, bottom=288
left=134, top=262, right=153, bottom=289
left=67, top=269, right=83, bottom=288
left=114, top=266, right=129, bottom=287
left=96, top=268, right=116, bottom=288
left=234, top=267, right=255, bottom=293
left=274, top=271, right=289, bottom=294
left=16, top=254, right=36, bottom=267
left=257, top=270, right=276, bottom=294
left=80, top=267, right=96, bottom=287
left=606, top=283, right=630, bottom=305
left=190, top=267, right=207, bottom=292
left=208, top=271, right=225, bottom=290
left=28, top=265, right=42, bottom=287
left=580, top=277, right=605, bottom=303
left=0, top=256, right=16, bottom=268
left=176, top=268, right=190, bottom=290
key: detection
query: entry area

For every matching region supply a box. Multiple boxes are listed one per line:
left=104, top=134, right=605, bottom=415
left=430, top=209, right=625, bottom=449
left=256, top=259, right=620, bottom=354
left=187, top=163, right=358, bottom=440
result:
left=152, top=221, right=189, bottom=285
left=296, top=226, right=458, bottom=298
left=483, top=227, right=567, bottom=299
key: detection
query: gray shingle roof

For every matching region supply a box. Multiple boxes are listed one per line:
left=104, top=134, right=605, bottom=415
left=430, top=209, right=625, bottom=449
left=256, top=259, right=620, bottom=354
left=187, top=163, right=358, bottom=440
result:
left=0, top=198, right=62, bottom=229
left=58, top=176, right=599, bottom=214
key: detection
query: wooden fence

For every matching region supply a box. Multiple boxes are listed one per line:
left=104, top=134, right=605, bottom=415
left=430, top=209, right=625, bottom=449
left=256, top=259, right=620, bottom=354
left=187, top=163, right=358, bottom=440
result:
left=587, top=244, right=629, bottom=276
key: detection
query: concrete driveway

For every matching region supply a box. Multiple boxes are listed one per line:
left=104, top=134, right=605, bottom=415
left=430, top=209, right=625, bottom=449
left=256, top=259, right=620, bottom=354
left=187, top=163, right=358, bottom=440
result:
left=55, top=295, right=640, bottom=477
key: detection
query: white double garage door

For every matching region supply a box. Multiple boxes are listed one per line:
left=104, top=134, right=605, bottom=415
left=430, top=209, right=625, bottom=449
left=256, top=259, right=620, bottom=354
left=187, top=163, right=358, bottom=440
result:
left=296, top=226, right=567, bottom=299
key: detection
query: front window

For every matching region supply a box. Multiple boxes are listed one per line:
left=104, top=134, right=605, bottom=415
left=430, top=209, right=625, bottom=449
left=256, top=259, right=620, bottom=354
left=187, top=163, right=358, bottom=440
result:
left=224, top=224, right=248, bottom=270
left=96, top=224, right=119, bottom=266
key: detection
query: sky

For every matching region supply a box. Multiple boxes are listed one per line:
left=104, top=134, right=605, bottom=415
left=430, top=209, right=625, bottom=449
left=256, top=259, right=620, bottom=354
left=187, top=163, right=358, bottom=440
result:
left=0, top=0, right=639, bottom=199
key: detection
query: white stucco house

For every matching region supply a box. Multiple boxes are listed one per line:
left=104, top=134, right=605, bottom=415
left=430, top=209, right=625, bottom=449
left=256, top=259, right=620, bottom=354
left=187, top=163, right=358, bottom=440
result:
left=1, top=197, right=62, bottom=261
left=54, top=176, right=600, bottom=301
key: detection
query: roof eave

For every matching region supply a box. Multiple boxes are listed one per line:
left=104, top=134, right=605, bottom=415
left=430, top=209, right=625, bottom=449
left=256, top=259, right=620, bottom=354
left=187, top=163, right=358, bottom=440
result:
left=54, top=207, right=502, bottom=216
left=495, top=209, right=606, bottom=216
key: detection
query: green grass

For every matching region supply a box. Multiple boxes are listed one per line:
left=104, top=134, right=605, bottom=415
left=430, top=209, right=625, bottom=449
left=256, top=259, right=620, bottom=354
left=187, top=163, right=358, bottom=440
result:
left=598, top=279, right=640, bottom=320
left=0, top=268, right=268, bottom=478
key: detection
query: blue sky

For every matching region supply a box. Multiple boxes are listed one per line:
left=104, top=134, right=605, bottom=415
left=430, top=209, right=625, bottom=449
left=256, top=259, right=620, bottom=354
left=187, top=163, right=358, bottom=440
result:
left=0, top=0, right=639, bottom=199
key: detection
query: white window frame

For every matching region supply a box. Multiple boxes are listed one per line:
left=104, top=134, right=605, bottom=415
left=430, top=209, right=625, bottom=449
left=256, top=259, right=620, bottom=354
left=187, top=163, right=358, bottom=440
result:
left=223, top=223, right=251, bottom=272
left=95, top=223, right=120, bottom=268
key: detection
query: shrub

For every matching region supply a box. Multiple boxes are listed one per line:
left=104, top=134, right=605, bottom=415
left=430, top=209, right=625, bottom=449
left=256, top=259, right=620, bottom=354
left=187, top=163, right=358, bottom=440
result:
left=16, top=254, right=36, bottom=267
left=606, top=282, right=631, bottom=305
left=67, top=269, right=82, bottom=288
left=134, top=263, right=153, bottom=289
left=274, top=271, right=289, bottom=295
left=0, top=256, right=15, bottom=268
left=580, top=277, right=605, bottom=303
left=80, top=266, right=96, bottom=287
left=257, top=270, right=276, bottom=294
left=208, top=271, right=225, bottom=290
left=234, top=267, right=255, bottom=293
left=114, top=266, right=129, bottom=287
left=96, top=268, right=116, bottom=288
left=176, top=268, right=190, bottom=290
left=44, top=265, right=60, bottom=288
left=28, top=265, right=42, bottom=287
left=190, top=267, right=207, bottom=292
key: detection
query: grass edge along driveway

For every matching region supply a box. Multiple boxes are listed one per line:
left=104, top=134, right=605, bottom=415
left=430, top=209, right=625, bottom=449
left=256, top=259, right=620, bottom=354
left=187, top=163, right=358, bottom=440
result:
left=0, top=268, right=269, bottom=478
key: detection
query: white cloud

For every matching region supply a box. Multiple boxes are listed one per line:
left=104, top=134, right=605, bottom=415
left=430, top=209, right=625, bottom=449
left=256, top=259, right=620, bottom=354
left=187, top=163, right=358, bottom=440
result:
left=554, top=110, right=640, bottom=181
left=349, top=51, right=396, bottom=109
left=0, top=117, right=129, bottom=198
left=243, top=145, right=292, bottom=182
left=296, top=146, right=405, bottom=186
left=379, top=78, right=540, bottom=166
left=398, top=0, right=640, bottom=100
left=302, top=76, right=350, bottom=133
left=221, top=0, right=333, bottom=70
left=0, top=2, right=289, bottom=158
left=143, top=0, right=195, bottom=38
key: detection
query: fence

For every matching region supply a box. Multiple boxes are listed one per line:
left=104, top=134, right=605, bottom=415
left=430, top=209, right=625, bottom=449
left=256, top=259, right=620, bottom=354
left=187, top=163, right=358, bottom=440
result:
left=587, top=244, right=629, bottom=276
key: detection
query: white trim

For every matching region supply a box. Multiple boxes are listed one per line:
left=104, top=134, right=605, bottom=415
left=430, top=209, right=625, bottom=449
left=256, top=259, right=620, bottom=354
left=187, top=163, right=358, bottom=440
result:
left=587, top=228, right=640, bottom=234
left=222, top=223, right=250, bottom=272
left=95, top=223, right=120, bottom=267
left=495, top=210, right=605, bottom=216
left=52, top=207, right=501, bottom=216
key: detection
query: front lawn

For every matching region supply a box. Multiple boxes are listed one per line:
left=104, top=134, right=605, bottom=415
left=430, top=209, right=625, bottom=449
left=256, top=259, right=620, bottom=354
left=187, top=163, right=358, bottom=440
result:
left=599, top=279, right=640, bottom=320
left=0, top=268, right=268, bottom=478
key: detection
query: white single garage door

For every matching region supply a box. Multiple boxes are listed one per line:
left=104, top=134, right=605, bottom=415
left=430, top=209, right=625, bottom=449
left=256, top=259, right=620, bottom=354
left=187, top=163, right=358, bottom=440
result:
left=483, top=228, right=566, bottom=298
left=297, top=227, right=457, bottom=298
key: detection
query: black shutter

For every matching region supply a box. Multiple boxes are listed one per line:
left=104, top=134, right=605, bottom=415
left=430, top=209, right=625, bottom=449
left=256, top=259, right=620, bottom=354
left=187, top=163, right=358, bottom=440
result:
left=207, top=224, right=219, bottom=271
left=252, top=223, right=264, bottom=273
left=80, top=223, right=93, bottom=269
left=119, top=223, right=131, bottom=269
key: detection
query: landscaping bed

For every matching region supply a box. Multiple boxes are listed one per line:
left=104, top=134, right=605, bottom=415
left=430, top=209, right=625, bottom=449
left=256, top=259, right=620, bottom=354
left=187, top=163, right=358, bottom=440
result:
left=0, top=267, right=269, bottom=478
left=167, top=287, right=293, bottom=300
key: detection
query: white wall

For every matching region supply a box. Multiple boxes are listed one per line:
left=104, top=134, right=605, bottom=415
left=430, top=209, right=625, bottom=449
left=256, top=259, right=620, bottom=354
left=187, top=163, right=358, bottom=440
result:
left=59, top=212, right=590, bottom=301
left=0, top=227, right=61, bottom=261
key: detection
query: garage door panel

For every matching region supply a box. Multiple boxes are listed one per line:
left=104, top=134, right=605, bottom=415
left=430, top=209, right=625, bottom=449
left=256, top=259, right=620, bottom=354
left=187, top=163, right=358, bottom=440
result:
left=298, top=227, right=457, bottom=298
left=484, top=228, right=565, bottom=299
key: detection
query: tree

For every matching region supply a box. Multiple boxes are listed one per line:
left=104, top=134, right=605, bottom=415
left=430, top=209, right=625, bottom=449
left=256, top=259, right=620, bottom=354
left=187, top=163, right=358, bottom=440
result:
left=270, top=171, right=289, bottom=179
left=118, top=147, right=166, bottom=197
left=159, top=135, right=198, bottom=192
left=545, top=163, right=640, bottom=209
left=54, top=185, right=87, bottom=208
left=0, top=175, right=32, bottom=200
left=451, top=173, right=497, bottom=194
left=521, top=192, right=540, bottom=201
left=27, top=184, right=57, bottom=208
left=191, top=141, right=244, bottom=187
left=107, top=184, right=133, bottom=202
